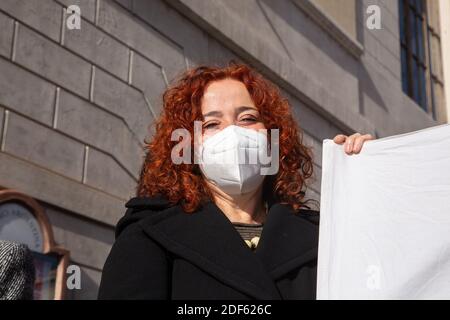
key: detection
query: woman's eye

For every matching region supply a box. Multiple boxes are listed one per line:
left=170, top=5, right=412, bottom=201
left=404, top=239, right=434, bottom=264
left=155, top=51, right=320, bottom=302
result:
left=241, top=117, right=257, bottom=123
left=203, top=122, right=218, bottom=129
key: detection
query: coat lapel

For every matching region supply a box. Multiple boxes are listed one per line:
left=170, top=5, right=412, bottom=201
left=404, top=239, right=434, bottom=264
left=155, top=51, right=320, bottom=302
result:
left=138, top=199, right=319, bottom=299
left=255, top=203, right=319, bottom=279
left=139, top=201, right=282, bottom=300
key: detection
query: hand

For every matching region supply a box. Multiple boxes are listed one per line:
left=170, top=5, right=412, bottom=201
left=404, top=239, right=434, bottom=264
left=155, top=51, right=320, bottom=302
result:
left=333, top=133, right=374, bottom=155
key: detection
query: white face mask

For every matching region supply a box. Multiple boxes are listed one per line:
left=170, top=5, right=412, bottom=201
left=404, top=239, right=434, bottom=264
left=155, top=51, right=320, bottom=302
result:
left=198, top=125, right=269, bottom=195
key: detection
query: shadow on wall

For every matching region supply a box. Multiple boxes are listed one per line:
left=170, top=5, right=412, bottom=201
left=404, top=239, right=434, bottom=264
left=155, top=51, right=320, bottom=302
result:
left=259, top=0, right=389, bottom=115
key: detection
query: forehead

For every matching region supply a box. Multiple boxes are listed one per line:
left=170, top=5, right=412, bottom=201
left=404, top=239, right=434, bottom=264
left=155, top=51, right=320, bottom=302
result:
left=201, top=79, right=254, bottom=113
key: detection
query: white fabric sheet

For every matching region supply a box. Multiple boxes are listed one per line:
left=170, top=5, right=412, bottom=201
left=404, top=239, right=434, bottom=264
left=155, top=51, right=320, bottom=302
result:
left=317, top=124, right=450, bottom=299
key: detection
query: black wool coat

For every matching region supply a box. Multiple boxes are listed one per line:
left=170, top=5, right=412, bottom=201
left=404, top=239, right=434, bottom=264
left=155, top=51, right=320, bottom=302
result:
left=98, top=196, right=320, bottom=300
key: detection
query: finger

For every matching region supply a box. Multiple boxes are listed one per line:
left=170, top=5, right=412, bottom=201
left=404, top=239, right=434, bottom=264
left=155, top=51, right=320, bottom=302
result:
left=333, top=134, right=347, bottom=144
left=353, top=134, right=374, bottom=153
left=353, top=136, right=365, bottom=154
left=345, top=133, right=360, bottom=154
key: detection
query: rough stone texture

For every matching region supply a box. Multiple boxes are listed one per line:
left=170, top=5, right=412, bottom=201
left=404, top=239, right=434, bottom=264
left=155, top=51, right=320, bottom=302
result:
left=130, top=53, right=167, bottom=118
left=57, top=89, right=143, bottom=178
left=63, top=19, right=129, bottom=81
left=97, top=0, right=187, bottom=82
left=93, top=68, right=155, bottom=143
left=0, top=11, right=13, bottom=58
left=0, top=57, right=56, bottom=126
left=0, top=152, right=124, bottom=226
left=4, top=112, right=85, bottom=181
left=14, top=24, right=91, bottom=98
left=0, top=0, right=62, bottom=42
left=85, top=147, right=137, bottom=200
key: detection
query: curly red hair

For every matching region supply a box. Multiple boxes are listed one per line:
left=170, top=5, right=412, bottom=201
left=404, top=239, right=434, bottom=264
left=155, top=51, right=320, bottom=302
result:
left=137, top=61, right=317, bottom=213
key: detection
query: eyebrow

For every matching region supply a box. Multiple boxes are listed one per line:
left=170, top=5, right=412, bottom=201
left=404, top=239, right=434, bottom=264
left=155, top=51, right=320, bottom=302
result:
left=235, top=106, right=258, bottom=115
left=202, top=106, right=258, bottom=118
left=203, top=110, right=223, bottom=118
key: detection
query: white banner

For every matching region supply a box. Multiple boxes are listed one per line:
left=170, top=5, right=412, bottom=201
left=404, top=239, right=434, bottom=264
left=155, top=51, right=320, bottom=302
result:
left=317, top=124, right=450, bottom=299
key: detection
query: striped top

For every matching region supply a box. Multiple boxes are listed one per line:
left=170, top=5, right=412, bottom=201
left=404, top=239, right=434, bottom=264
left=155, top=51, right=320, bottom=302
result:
left=232, top=222, right=264, bottom=251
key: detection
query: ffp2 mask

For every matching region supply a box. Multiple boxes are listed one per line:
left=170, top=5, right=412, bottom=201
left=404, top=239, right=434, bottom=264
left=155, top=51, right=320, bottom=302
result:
left=197, top=125, right=270, bottom=195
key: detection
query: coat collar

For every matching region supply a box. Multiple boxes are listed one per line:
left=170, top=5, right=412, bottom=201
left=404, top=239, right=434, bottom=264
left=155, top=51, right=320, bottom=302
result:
left=133, top=198, right=319, bottom=300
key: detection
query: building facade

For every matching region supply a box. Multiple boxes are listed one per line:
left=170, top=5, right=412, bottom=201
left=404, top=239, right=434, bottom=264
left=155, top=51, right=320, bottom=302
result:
left=0, top=0, right=447, bottom=299
left=439, top=0, right=450, bottom=122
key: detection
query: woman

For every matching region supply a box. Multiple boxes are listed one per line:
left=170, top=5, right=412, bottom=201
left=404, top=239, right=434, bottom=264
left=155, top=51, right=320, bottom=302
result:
left=98, top=62, right=373, bottom=300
